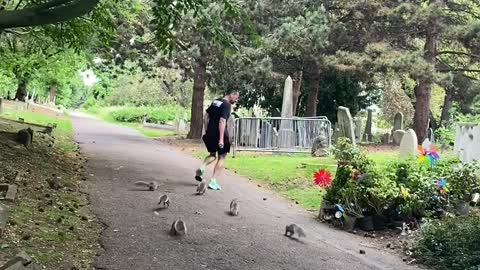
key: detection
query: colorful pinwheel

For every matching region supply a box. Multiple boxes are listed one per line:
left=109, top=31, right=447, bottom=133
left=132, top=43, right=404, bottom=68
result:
left=436, top=179, right=449, bottom=194
left=313, top=169, right=332, bottom=187
left=417, top=139, right=440, bottom=168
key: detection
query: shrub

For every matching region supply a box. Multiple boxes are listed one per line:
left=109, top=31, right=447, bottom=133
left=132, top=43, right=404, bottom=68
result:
left=448, top=161, right=480, bottom=202
left=110, top=105, right=187, bottom=124
left=325, top=138, right=373, bottom=204
left=435, top=126, right=455, bottom=147
left=414, top=216, right=480, bottom=270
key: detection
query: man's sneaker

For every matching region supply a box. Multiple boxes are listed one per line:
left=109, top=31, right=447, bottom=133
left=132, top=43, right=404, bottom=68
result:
left=195, top=168, right=204, bottom=182
left=208, top=179, right=221, bottom=190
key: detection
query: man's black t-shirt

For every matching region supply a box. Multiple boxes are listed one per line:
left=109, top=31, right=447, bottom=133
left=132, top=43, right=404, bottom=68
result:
left=205, top=98, right=231, bottom=140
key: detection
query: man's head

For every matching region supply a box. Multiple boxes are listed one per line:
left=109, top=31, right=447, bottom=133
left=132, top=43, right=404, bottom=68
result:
left=224, top=91, right=240, bottom=105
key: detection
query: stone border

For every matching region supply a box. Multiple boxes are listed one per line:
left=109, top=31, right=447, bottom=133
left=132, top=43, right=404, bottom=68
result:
left=0, top=184, right=17, bottom=202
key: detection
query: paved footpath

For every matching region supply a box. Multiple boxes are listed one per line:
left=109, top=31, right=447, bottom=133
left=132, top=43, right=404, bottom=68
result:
left=71, top=113, right=419, bottom=270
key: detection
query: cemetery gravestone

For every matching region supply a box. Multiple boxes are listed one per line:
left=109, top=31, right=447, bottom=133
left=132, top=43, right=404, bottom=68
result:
left=454, top=123, right=480, bottom=163
left=279, top=76, right=295, bottom=149
left=363, top=109, right=373, bottom=142
left=399, top=129, right=418, bottom=158
left=393, top=112, right=403, bottom=131
left=393, top=130, right=406, bottom=145
left=335, top=106, right=356, bottom=145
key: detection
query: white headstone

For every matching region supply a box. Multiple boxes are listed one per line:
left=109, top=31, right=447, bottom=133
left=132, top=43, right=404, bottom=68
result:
left=454, top=123, right=480, bottom=163
left=399, top=129, right=418, bottom=158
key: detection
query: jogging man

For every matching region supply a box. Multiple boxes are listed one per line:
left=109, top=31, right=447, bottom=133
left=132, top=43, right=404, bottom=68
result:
left=195, top=91, right=239, bottom=190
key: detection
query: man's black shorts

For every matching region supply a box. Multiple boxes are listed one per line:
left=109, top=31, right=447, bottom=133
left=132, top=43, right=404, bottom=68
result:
left=202, top=135, right=230, bottom=155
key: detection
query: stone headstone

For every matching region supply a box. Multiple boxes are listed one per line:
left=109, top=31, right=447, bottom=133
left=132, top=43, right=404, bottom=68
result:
left=0, top=203, right=8, bottom=236
left=399, top=129, right=418, bottom=158
left=311, top=135, right=329, bottom=157
left=393, top=112, right=404, bottom=131
left=382, top=133, right=391, bottom=144
left=393, top=130, right=406, bottom=145
left=363, top=109, right=373, bottom=142
left=280, top=76, right=293, bottom=118
left=454, top=123, right=480, bottom=163
left=279, top=76, right=294, bottom=148
left=354, top=118, right=362, bottom=141
left=335, top=106, right=356, bottom=145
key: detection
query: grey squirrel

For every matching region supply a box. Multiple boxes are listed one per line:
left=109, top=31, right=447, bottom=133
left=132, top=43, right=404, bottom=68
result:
left=196, top=181, right=207, bottom=195
left=229, top=199, right=239, bottom=216
left=170, top=219, right=187, bottom=236
left=158, top=194, right=170, bottom=208
left=134, top=181, right=159, bottom=191
left=285, top=224, right=306, bottom=238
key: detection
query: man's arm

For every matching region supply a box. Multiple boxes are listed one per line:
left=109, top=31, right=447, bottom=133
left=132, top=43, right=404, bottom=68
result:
left=218, top=118, right=226, bottom=147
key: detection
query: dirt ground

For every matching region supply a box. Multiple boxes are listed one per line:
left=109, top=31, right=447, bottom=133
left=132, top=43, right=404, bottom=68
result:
left=0, top=116, right=100, bottom=269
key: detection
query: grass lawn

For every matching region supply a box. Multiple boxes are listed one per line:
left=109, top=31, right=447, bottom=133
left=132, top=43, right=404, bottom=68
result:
left=82, top=106, right=176, bottom=138
left=194, top=150, right=399, bottom=210
left=1, top=108, right=75, bottom=152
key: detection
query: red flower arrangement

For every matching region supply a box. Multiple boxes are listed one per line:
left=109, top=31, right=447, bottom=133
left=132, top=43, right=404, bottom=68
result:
left=313, top=169, right=332, bottom=187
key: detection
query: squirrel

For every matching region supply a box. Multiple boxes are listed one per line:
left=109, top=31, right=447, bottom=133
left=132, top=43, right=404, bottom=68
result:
left=196, top=181, right=207, bottom=195
left=158, top=194, right=170, bottom=208
left=134, top=181, right=159, bottom=191
left=170, top=219, right=187, bottom=236
left=229, top=199, right=239, bottom=216
left=285, top=224, right=306, bottom=238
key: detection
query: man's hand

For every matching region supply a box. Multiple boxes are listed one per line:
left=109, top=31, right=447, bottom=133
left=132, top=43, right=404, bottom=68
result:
left=218, top=139, right=224, bottom=149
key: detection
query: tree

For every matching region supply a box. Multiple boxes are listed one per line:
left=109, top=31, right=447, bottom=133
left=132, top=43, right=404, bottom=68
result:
left=331, top=1, right=480, bottom=141
left=157, top=0, right=248, bottom=139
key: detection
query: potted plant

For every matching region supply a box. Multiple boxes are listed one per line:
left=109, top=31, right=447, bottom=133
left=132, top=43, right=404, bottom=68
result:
left=448, top=162, right=480, bottom=216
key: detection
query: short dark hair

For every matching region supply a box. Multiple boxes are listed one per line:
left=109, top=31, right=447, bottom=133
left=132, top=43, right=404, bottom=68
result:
left=225, top=90, right=239, bottom=96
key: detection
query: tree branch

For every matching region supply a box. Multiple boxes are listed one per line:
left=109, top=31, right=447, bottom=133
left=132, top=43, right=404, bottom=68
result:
left=0, top=0, right=100, bottom=29
left=437, top=50, right=480, bottom=59
left=446, top=68, right=480, bottom=73
left=14, top=0, right=24, bottom=10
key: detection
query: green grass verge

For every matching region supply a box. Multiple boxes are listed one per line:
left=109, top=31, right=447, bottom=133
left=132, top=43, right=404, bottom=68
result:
left=82, top=106, right=176, bottom=138
left=1, top=109, right=75, bottom=152
left=194, top=151, right=398, bottom=210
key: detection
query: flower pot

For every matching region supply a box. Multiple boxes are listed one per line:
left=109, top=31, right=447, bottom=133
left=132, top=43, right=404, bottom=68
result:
left=456, top=201, right=470, bottom=216
left=343, top=216, right=357, bottom=232
left=359, top=216, right=374, bottom=231
left=373, top=214, right=386, bottom=230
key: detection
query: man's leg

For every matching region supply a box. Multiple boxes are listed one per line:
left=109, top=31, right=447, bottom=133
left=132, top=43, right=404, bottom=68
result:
left=208, top=154, right=226, bottom=190
left=195, top=153, right=216, bottom=181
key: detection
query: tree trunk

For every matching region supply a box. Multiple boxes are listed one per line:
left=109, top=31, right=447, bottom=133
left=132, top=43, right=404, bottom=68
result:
left=49, top=84, right=57, bottom=104
left=305, top=61, right=321, bottom=117
left=292, top=71, right=303, bottom=116
left=14, top=79, right=27, bottom=102
left=440, top=89, right=453, bottom=126
left=414, top=25, right=437, bottom=142
left=187, top=58, right=207, bottom=139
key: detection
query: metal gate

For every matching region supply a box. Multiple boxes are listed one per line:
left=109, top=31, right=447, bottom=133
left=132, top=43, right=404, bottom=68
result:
left=232, top=117, right=332, bottom=155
